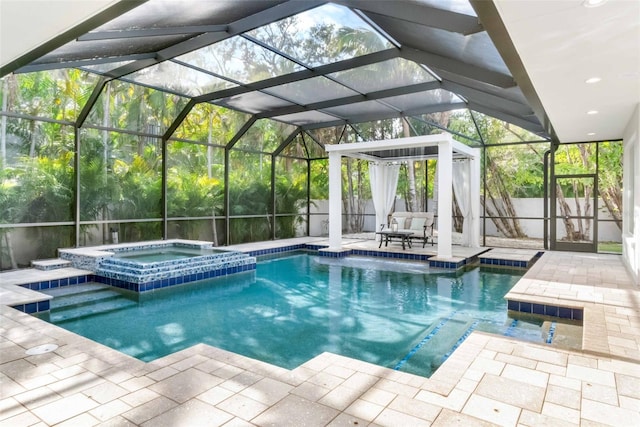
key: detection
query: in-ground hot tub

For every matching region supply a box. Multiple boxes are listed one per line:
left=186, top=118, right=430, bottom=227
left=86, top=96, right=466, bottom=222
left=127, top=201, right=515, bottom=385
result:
left=59, top=239, right=256, bottom=292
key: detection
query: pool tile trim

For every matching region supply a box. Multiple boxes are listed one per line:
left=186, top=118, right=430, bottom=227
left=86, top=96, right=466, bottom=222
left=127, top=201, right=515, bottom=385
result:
left=507, top=299, right=584, bottom=320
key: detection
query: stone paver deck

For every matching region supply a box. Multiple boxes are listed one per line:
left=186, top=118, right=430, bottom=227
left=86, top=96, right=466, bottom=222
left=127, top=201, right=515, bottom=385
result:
left=507, top=252, right=640, bottom=362
left=1, top=241, right=639, bottom=426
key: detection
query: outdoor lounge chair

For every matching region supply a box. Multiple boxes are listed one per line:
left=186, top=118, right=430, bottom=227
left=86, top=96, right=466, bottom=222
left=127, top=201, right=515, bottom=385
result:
left=388, top=212, right=435, bottom=248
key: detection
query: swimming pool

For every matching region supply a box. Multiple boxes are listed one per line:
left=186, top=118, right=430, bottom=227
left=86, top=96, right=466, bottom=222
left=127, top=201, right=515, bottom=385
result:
left=36, top=252, right=551, bottom=377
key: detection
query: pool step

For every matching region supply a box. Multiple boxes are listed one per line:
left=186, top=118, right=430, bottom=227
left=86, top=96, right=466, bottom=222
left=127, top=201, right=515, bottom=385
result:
left=542, top=320, right=582, bottom=350
left=47, top=290, right=136, bottom=323
left=44, top=283, right=112, bottom=298
left=48, top=288, right=126, bottom=310
left=479, top=248, right=542, bottom=269
left=395, top=314, right=473, bottom=376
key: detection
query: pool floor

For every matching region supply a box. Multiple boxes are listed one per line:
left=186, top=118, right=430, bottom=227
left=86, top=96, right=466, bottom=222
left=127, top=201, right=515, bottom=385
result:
left=36, top=253, right=580, bottom=377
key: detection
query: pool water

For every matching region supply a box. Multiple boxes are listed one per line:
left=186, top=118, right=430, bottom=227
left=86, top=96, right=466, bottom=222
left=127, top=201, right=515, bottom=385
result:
left=114, top=248, right=225, bottom=264
left=37, top=252, right=547, bottom=377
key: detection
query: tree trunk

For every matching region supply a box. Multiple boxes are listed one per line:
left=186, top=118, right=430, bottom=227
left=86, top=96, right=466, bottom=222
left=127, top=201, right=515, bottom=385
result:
left=483, top=156, right=527, bottom=238
left=581, top=183, right=592, bottom=240
left=483, top=198, right=512, bottom=237
left=556, top=184, right=577, bottom=241
left=572, top=181, right=583, bottom=238
left=406, top=161, right=417, bottom=212
left=402, top=119, right=418, bottom=212
left=212, top=207, right=218, bottom=246
left=601, top=186, right=622, bottom=229
left=1, top=78, right=7, bottom=163
left=342, top=158, right=366, bottom=233
left=355, top=160, right=365, bottom=232
left=3, top=232, right=18, bottom=270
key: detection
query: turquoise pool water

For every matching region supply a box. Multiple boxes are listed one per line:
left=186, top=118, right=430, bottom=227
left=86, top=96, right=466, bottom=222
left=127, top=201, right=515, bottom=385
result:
left=114, top=247, right=227, bottom=264
left=37, top=252, right=534, bottom=377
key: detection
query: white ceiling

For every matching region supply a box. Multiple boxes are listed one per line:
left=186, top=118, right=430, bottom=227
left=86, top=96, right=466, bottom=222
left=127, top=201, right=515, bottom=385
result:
left=1, top=0, right=638, bottom=144
left=0, top=0, right=118, bottom=69
left=495, top=0, right=640, bottom=143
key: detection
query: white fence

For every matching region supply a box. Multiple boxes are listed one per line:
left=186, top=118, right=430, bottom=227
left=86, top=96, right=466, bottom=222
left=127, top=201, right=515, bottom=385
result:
left=309, top=197, right=622, bottom=243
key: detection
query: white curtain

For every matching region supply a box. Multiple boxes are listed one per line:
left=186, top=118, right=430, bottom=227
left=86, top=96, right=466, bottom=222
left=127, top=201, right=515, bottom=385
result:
left=369, top=162, right=400, bottom=230
left=452, top=159, right=471, bottom=246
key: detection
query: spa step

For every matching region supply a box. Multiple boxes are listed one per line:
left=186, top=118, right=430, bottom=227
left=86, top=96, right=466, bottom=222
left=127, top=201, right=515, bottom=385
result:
left=95, top=252, right=255, bottom=284
left=31, top=258, right=72, bottom=271
left=98, top=251, right=249, bottom=272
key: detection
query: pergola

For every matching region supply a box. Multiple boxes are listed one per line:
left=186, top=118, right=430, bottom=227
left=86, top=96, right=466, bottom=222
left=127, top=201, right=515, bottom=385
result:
left=325, top=134, right=480, bottom=258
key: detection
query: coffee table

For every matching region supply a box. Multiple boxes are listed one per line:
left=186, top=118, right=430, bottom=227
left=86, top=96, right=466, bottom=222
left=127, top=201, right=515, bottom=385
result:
left=375, top=230, right=414, bottom=250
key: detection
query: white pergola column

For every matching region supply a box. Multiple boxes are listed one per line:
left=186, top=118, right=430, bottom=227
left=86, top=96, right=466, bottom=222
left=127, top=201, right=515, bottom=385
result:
left=470, top=149, right=481, bottom=248
left=328, top=151, right=342, bottom=250
left=437, top=140, right=453, bottom=258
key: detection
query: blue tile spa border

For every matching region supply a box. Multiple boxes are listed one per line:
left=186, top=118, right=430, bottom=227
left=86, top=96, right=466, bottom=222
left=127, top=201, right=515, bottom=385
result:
left=507, top=299, right=583, bottom=320
left=94, top=262, right=257, bottom=293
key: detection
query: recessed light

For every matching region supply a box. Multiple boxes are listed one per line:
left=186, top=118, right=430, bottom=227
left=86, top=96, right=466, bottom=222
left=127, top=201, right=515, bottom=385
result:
left=587, top=110, right=599, bottom=115
left=583, top=0, right=607, bottom=7
left=585, top=77, right=601, bottom=84
left=587, top=132, right=596, bottom=136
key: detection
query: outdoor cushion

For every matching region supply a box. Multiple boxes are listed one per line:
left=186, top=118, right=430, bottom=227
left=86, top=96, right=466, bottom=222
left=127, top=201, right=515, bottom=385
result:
left=392, top=216, right=407, bottom=229
left=409, top=218, right=426, bottom=231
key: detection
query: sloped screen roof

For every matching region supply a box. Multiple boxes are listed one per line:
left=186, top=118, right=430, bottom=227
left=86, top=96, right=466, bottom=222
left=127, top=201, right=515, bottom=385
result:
left=7, top=0, right=549, bottom=141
